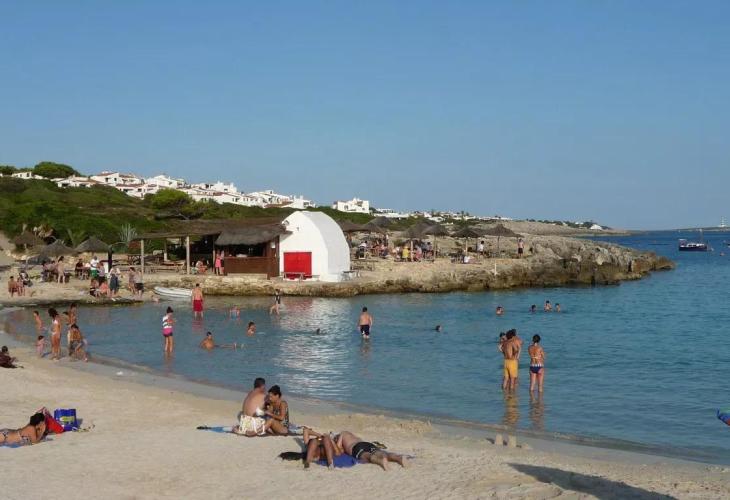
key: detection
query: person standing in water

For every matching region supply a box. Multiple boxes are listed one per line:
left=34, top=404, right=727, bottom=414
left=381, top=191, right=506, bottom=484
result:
left=32, top=310, right=43, bottom=332
left=269, top=289, right=282, bottom=315
left=162, top=306, right=175, bottom=354
left=358, top=307, right=373, bottom=339
left=501, top=330, right=520, bottom=391
left=192, top=284, right=204, bottom=319
left=48, top=308, right=61, bottom=360
left=543, top=300, right=552, bottom=312
left=247, top=321, right=256, bottom=336
left=528, top=334, right=546, bottom=393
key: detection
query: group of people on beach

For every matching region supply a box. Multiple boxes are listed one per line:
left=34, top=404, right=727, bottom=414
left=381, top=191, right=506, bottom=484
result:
left=234, top=377, right=407, bottom=470
left=33, top=305, right=88, bottom=362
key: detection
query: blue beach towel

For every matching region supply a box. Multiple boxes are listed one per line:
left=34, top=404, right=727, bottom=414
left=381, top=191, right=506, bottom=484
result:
left=317, top=454, right=359, bottom=468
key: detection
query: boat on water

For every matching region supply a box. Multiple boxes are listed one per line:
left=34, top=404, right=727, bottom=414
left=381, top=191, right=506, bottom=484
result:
left=679, top=229, right=708, bottom=252
left=678, top=240, right=708, bottom=251
left=153, top=286, right=192, bottom=299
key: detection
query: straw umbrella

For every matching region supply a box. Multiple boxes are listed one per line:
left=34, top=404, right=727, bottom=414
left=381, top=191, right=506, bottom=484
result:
left=13, top=231, right=44, bottom=248
left=75, top=236, right=110, bottom=253
left=482, top=224, right=521, bottom=256
left=453, top=226, right=483, bottom=256
left=36, top=240, right=77, bottom=260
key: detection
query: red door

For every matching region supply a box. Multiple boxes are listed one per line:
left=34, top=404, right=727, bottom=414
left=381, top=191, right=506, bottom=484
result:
left=283, top=252, right=312, bottom=278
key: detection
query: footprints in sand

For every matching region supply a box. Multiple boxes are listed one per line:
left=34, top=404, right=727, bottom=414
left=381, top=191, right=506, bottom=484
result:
left=492, top=433, right=531, bottom=450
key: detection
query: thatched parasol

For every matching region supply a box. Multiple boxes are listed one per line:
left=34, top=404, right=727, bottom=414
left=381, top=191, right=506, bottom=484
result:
left=422, top=223, right=449, bottom=237
left=35, top=240, right=77, bottom=259
left=452, top=226, right=483, bottom=255
left=482, top=224, right=522, bottom=256
left=75, top=236, right=110, bottom=253
left=13, top=231, right=44, bottom=247
left=338, top=220, right=369, bottom=233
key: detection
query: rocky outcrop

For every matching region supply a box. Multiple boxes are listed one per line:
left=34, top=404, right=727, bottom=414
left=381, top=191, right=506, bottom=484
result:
left=142, top=236, right=673, bottom=297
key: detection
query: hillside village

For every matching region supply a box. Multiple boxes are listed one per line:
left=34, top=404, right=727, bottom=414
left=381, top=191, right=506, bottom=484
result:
left=2, top=163, right=604, bottom=229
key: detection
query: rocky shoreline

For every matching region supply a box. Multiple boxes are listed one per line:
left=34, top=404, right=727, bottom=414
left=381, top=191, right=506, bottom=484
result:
left=143, top=235, right=674, bottom=298
left=0, top=236, right=673, bottom=306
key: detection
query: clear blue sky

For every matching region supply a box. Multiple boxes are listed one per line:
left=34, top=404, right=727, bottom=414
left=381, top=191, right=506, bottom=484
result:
left=1, top=1, right=728, bottom=229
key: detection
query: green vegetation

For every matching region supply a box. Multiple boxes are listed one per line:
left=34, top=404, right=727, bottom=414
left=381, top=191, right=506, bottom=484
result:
left=0, top=178, right=162, bottom=245
left=0, top=177, right=385, bottom=247
left=33, top=161, right=79, bottom=179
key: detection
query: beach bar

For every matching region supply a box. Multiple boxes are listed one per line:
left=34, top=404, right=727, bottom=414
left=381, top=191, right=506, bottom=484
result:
left=134, top=212, right=350, bottom=281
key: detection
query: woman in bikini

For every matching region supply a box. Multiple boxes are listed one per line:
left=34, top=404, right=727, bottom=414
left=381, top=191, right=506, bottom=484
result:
left=0, top=413, right=46, bottom=446
left=302, top=427, right=341, bottom=469
left=162, top=306, right=175, bottom=354
left=528, top=334, right=546, bottom=393
left=264, top=385, right=290, bottom=435
left=48, top=308, right=61, bottom=360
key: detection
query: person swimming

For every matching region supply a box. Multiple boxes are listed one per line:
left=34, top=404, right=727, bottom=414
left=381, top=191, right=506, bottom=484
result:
left=530, top=304, right=537, bottom=313
left=247, top=321, right=256, bottom=336
left=435, top=325, right=442, bottom=332
left=544, top=300, right=552, bottom=312
left=496, top=306, right=504, bottom=316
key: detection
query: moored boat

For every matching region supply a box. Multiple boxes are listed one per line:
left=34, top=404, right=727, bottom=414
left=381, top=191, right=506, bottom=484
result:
left=154, top=286, right=192, bottom=299
left=678, top=239, right=708, bottom=252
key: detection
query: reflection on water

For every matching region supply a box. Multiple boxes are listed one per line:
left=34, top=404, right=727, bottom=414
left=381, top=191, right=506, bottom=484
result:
left=502, top=392, right=520, bottom=428
left=529, top=392, right=545, bottom=432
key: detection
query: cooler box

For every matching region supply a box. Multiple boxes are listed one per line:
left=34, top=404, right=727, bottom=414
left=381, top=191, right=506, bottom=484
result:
left=53, top=409, right=77, bottom=431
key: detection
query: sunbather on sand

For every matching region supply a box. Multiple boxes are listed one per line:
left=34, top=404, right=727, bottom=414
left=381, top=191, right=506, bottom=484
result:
left=0, top=413, right=46, bottom=446
left=303, top=427, right=342, bottom=469
left=335, top=431, right=408, bottom=470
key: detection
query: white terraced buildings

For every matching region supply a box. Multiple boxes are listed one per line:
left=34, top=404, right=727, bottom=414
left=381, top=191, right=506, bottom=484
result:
left=45, top=170, right=313, bottom=209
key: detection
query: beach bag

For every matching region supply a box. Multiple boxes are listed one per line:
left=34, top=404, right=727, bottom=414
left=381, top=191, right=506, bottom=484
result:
left=53, top=408, right=78, bottom=431
left=38, top=407, right=64, bottom=434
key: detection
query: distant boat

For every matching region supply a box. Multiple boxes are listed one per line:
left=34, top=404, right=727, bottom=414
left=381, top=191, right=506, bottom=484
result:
left=154, top=286, right=192, bottom=299
left=678, top=240, right=708, bottom=251
left=679, top=229, right=708, bottom=251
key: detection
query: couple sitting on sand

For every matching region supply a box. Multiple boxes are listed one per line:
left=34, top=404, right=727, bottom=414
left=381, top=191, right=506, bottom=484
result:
left=233, top=378, right=290, bottom=436
left=302, top=428, right=407, bottom=471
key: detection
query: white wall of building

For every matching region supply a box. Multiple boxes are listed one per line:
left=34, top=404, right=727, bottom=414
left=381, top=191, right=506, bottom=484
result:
left=332, top=197, right=370, bottom=213
left=279, top=211, right=350, bottom=282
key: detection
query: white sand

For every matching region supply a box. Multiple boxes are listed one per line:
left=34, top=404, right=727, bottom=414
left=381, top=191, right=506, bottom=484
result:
left=1, top=346, right=728, bottom=500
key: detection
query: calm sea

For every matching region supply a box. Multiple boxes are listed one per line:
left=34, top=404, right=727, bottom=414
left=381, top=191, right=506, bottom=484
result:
left=4, top=230, right=730, bottom=461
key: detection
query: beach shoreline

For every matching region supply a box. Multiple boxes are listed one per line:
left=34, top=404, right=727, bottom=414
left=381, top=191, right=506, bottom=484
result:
left=1, top=339, right=728, bottom=499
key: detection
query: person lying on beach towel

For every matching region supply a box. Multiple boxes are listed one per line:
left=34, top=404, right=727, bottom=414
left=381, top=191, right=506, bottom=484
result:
left=303, top=427, right=342, bottom=469
left=0, top=413, right=47, bottom=446
left=335, top=431, right=408, bottom=471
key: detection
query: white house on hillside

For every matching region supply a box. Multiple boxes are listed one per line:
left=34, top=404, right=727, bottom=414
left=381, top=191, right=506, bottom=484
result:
left=373, top=208, right=408, bottom=219
left=90, top=171, right=144, bottom=186
left=54, top=176, right=100, bottom=188
left=12, top=171, right=44, bottom=180
left=191, top=181, right=238, bottom=194
left=279, top=211, right=350, bottom=282
left=146, top=174, right=186, bottom=189
left=332, top=197, right=370, bottom=214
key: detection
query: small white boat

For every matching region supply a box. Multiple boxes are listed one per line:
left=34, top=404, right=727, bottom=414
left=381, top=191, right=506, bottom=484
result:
left=153, top=286, right=192, bottom=299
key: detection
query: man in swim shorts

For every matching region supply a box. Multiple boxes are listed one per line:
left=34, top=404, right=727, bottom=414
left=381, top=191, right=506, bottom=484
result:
left=358, top=307, right=373, bottom=339
left=501, top=330, right=520, bottom=391
left=336, top=431, right=407, bottom=471
left=234, top=377, right=270, bottom=436
left=191, top=283, right=204, bottom=319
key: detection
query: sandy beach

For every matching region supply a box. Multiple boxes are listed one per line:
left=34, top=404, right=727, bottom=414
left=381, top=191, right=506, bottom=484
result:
left=1, top=343, right=728, bottom=500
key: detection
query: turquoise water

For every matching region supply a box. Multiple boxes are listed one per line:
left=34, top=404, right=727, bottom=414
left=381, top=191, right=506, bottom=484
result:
left=4, top=231, right=730, bottom=461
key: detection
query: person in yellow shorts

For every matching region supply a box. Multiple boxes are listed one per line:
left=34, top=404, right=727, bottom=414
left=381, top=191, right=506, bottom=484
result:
left=501, top=330, right=521, bottom=391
